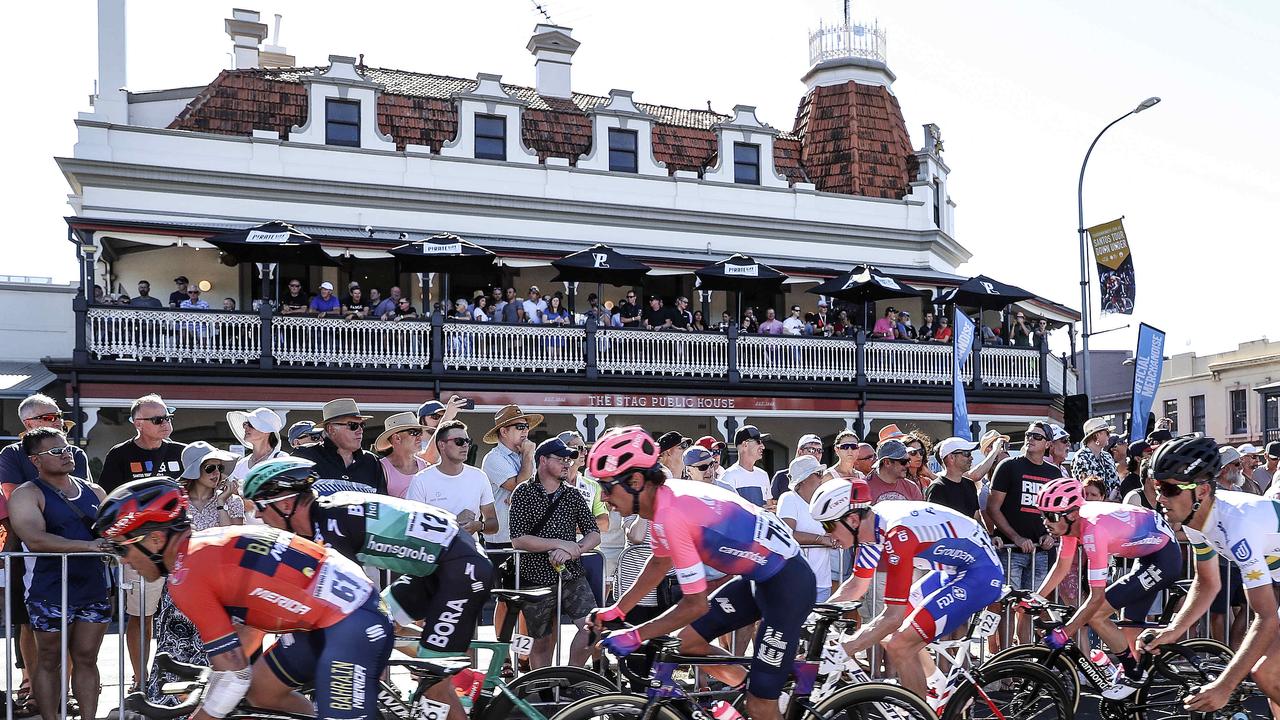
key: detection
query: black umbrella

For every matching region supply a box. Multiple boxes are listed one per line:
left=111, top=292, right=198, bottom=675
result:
left=808, top=265, right=928, bottom=331
left=204, top=221, right=340, bottom=300
left=694, top=254, right=786, bottom=323
left=389, top=233, right=497, bottom=311
left=551, top=244, right=651, bottom=316
left=935, top=274, right=1035, bottom=310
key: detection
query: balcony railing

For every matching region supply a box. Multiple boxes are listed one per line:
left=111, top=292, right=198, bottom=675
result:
left=76, top=304, right=1055, bottom=393
left=808, top=21, right=887, bottom=66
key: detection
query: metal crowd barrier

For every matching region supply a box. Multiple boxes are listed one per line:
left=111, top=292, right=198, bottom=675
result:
left=482, top=547, right=607, bottom=667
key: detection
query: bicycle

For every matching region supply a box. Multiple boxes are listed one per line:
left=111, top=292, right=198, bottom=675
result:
left=125, top=588, right=615, bottom=720
left=988, top=585, right=1251, bottom=719
left=812, top=593, right=1072, bottom=719
left=552, top=601, right=936, bottom=720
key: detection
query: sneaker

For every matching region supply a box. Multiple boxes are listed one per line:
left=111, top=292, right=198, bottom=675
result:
left=1100, top=674, right=1142, bottom=701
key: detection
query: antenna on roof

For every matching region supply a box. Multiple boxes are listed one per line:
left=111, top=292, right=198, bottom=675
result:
left=530, top=0, right=555, bottom=23
left=844, top=0, right=851, bottom=25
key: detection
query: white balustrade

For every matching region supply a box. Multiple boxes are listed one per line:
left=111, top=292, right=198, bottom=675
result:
left=1045, top=354, right=1079, bottom=396
left=808, top=21, right=887, bottom=66
left=738, top=335, right=857, bottom=382
left=596, top=329, right=728, bottom=377
left=981, top=347, right=1041, bottom=388
left=86, top=307, right=260, bottom=364
left=864, top=341, right=964, bottom=385
left=272, top=316, right=431, bottom=368
left=443, top=322, right=586, bottom=373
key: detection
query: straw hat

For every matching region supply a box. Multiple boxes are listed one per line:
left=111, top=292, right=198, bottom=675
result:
left=482, top=405, right=544, bottom=445
left=319, top=398, right=373, bottom=423
left=979, top=429, right=1011, bottom=456
left=878, top=424, right=906, bottom=443
left=374, top=412, right=424, bottom=453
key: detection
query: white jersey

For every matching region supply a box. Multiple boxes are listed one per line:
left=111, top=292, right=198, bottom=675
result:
left=1184, top=489, right=1280, bottom=589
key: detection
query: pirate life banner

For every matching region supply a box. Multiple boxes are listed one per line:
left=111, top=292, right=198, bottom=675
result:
left=1087, top=218, right=1136, bottom=315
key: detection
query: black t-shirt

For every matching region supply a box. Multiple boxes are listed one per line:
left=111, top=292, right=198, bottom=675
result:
left=1116, top=471, right=1142, bottom=500
left=989, top=456, right=1061, bottom=545
left=671, top=309, right=691, bottom=330
left=393, top=305, right=418, bottom=319
left=344, top=302, right=368, bottom=316
left=617, top=302, right=641, bottom=328
left=168, top=290, right=187, bottom=307
left=925, top=476, right=980, bottom=520
left=98, top=438, right=188, bottom=494
left=281, top=291, right=310, bottom=310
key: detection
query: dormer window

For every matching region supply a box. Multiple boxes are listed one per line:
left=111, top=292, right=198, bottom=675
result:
left=475, top=114, right=507, bottom=160
left=608, top=129, right=638, bottom=173
left=325, top=99, right=360, bottom=147
left=733, top=143, right=760, bottom=185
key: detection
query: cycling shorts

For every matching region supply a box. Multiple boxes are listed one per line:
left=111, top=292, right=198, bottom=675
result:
left=691, top=554, right=816, bottom=700
left=385, top=537, right=493, bottom=653
left=1105, top=539, right=1181, bottom=621
left=263, top=594, right=393, bottom=720
left=905, top=561, right=1004, bottom=642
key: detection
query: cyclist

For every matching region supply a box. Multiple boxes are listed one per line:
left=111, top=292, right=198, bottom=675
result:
left=1031, top=476, right=1181, bottom=699
left=809, top=478, right=1004, bottom=700
left=1139, top=434, right=1280, bottom=714
left=93, top=477, right=392, bottom=720
left=243, top=457, right=493, bottom=720
left=586, top=426, right=814, bottom=720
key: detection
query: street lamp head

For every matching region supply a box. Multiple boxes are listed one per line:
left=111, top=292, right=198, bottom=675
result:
left=1134, top=97, right=1161, bottom=113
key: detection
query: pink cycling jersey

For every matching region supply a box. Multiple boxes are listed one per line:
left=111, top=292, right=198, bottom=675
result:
left=650, top=479, right=800, bottom=594
left=1058, top=501, right=1176, bottom=587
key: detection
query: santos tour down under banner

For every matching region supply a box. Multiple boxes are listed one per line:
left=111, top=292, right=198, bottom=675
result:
left=1087, top=218, right=1136, bottom=315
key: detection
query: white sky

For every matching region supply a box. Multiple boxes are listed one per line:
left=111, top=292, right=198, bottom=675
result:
left=3, top=0, right=1277, bottom=358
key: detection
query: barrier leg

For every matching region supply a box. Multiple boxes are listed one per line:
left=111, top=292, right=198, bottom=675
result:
left=4, top=558, right=12, bottom=720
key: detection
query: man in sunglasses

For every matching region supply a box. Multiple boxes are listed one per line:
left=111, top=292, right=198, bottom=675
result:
left=1139, top=434, right=1280, bottom=714
left=1031, top=476, right=1180, bottom=700
left=657, top=431, right=692, bottom=479
left=408, top=420, right=498, bottom=537
left=7, top=427, right=111, bottom=720
left=242, top=456, right=491, bottom=720
left=811, top=477, right=1002, bottom=702
left=293, top=398, right=386, bottom=493
left=987, top=421, right=1060, bottom=605
left=770, top=433, right=824, bottom=500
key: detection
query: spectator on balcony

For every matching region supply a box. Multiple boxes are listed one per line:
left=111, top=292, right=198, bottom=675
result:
left=375, top=285, right=403, bottom=319
left=130, top=280, right=163, bottom=308
left=168, top=276, right=190, bottom=307
left=178, top=288, right=208, bottom=310
left=450, top=298, right=473, bottom=321
left=770, top=433, right=824, bottom=499
left=343, top=286, right=369, bottom=319
left=782, top=305, right=805, bottom=335
left=222, top=298, right=236, bottom=311
left=640, top=295, right=670, bottom=331
left=981, top=320, right=999, bottom=345
left=814, top=299, right=831, bottom=336
left=691, top=310, right=706, bottom=332
left=308, top=281, right=340, bottom=317
left=489, top=286, right=505, bottom=314
left=545, top=294, right=570, bottom=326
left=280, top=278, right=311, bottom=315
left=294, top=398, right=386, bottom=492
left=759, top=307, right=784, bottom=335
left=718, top=311, right=732, bottom=331
left=617, top=290, right=642, bottom=328
left=872, top=307, right=898, bottom=339
left=500, top=287, right=523, bottom=323
left=473, top=295, right=493, bottom=322
left=92, top=284, right=106, bottom=304
left=1010, top=312, right=1033, bottom=347
left=367, top=286, right=383, bottom=312
left=114, top=290, right=133, bottom=305
left=390, top=297, right=419, bottom=321
left=1032, top=318, right=1050, bottom=348
left=523, top=286, right=548, bottom=324
left=722, top=425, right=774, bottom=510
left=671, top=296, right=692, bottom=331
left=934, top=315, right=953, bottom=342
left=918, top=311, right=937, bottom=341
left=226, top=407, right=287, bottom=485
left=895, top=310, right=918, bottom=341
left=832, top=309, right=851, bottom=336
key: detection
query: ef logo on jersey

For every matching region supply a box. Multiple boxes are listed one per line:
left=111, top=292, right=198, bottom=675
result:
left=1233, top=539, right=1253, bottom=562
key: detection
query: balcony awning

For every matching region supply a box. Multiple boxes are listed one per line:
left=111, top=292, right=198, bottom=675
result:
left=0, top=361, right=56, bottom=399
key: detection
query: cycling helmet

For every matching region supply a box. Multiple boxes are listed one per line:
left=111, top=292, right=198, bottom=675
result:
left=94, top=476, right=190, bottom=541
left=809, top=478, right=872, bottom=522
left=587, top=426, right=661, bottom=479
left=1150, top=433, right=1221, bottom=484
left=1036, top=477, right=1084, bottom=513
left=242, top=457, right=318, bottom=502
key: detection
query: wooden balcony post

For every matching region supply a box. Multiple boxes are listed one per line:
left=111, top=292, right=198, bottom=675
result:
left=854, top=329, right=868, bottom=388
left=258, top=302, right=275, bottom=370
left=430, top=310, right=445, bottom=376
left=584, top=315, right=599, bottom=380
left=72, top=291, right=89, bottom=366
left=727, top=323, right=740, bottom=384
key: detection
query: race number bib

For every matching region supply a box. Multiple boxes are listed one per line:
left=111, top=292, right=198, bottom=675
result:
left=406, top=509, right=458, bottom=547
left=312, top=559, right=370, bottom=614
left=972, top=610, right=1001, bottom=639
left=511, top=634, right=535, bottom=655
left=753, top=513, right=800, bottom=558
left=416, top=697, right=451, bottom=720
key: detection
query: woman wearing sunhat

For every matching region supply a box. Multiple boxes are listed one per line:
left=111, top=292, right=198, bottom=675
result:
left=226, top=407, right=287, bottom=484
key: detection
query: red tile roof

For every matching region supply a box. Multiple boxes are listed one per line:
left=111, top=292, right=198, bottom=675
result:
left=169, top=66, right=911, bottom=198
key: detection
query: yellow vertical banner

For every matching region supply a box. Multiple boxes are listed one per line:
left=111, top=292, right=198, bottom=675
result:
left=1087, top=218, right=1135, bottom=315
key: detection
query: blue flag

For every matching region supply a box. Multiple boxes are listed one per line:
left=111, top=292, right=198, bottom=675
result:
left=1129, top=323, right=1166, bottom=442
left=953, top=308, right=975, bottom=440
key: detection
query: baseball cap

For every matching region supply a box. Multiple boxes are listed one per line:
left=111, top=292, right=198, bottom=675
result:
left=797, top=433, right=823, bottom=450
left=817, top=299, right=829, bottom=307
left=936, top=437, right=979, bottom=461
left=287, top=420, right=321, bottom=444
left=788, top=456, right=827, bottom=486
left=875, top=439, right=909, bottom=465
left=1025, top=421, right=1054, bottom=438
left=173, top=275, right=189, bottom=284
left=1047, top=424, right=1070, bottom=442
left=416, top=400, right=446, bottom=418
left=695, top=435, right=726, bottom=452
left=1106, top=434, right=1129, bottom=451
left=1219, top=446, right=1242, bottom=467
left=319, top=281, right=334, bottom=291
left=683, top=446, right=714, bottom=467
left=1127, top=440, right=1151, bottom=458
left=658, top=431, right=691, bottom=453
left=1146, top=429, right=1174, bottom=443
left=535, top=437, right=579, bottom=461
left=1237, top=443, right=1262, bottom=456
left=1267, top=441, right=1280, bottom=459
left=734, top=425, right=769, bottom=444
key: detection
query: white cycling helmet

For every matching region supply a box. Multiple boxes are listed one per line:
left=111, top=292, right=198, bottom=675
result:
left=809, top=477, right=872, bottom=522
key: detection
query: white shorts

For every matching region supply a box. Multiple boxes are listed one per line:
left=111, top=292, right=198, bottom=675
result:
left=122, top=565, right=165, bottom=617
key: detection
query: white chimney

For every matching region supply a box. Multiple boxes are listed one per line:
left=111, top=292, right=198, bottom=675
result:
left=259, top=13, right=296, bottom=68
left=225, top=8, right=269, bottom=70
left=526, top=24, right=579, bottom=99
left=95, top=0, right=129, bottom=124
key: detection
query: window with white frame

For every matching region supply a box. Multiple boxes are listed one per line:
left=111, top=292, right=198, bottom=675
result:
left=325, top=99, right=360, bottom=147
left=733, top=142, right=760, bottom=185
left=475, top=114, right=507, bottom=161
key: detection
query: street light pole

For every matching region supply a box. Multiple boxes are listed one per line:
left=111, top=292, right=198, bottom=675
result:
left=1077, top=96, right=1161, bottom=417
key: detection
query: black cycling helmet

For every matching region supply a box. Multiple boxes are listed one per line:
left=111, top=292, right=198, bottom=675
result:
left=1150, top=433, right=1221, bottom=484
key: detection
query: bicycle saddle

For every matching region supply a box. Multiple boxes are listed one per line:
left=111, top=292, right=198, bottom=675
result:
left=490, top=587, right=554, bottom=604
left=392, top=656, right=473, bottom=678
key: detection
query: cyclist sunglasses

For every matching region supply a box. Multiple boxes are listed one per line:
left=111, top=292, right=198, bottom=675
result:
left=1156, top=480, right=1198, bottom=498
left=25, top=412, right=64, bottom=424
left=1041, top=510, right=1073, bottom=522
left=252, top=492, right=300, bottom=512
left=106, top=535, right=148, bottom=557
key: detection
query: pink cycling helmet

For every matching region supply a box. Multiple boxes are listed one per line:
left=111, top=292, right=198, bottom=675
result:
left=1036, top=477, right=1084, bottom=514
left=587, top=426, right=661, bottom=479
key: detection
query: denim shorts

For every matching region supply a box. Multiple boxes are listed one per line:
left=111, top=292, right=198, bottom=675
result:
left=1002, top=548, right=1049, bottom=591
left=27, top=598, right=112, bottom=633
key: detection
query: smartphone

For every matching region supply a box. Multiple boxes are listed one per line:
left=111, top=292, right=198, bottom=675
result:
left=460, top=398, right=476, bottom=410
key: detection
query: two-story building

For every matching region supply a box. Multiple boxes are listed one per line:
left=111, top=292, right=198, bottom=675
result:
left=1155, top=339, right=1280, bottom=447
left=53, top=3, right=1078, bottom=464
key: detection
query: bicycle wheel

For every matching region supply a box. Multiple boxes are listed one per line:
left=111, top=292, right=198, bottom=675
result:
left=940, top=661, right=1070, bottom=720
left=482, top=666, right=618, bottom=720
left=1131, top=639, right=1236, bottom=720
left=550, top=692, right=686, bottom=720
left=984, top=643, right=1081, bottom=711
left=806, top=682, right=935, bottom=720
